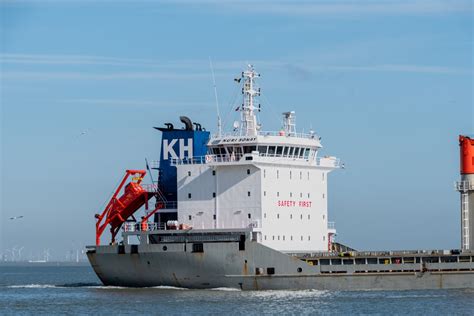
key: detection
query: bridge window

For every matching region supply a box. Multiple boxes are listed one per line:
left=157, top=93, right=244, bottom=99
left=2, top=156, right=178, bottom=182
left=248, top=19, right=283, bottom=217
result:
left=304, top=148, right=310, bottom=159
left=258, top=146, right=267, bottom=155
left=355, top=258, right=367, bottom=265
left=268, top=146, right=276, bottom=155
left=289, top=147, right=295, bottom=157
left=192, top=243, right=204, bottom=253
left=294, top=147, right=300, bottom=157
left=283, top=146, right=289, bottom=156
left=244, top=146, right=256, bottom=154
left=367, top=258, right=377, bottom=264
left=276, top=146, right=283, bottom=156
left=320, top=259, right=330, bottom=265
left=299, top=148, right=304, bottom=158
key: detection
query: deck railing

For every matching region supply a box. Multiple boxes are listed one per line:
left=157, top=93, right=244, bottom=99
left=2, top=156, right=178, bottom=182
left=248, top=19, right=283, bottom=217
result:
left=123, top=222, right=166, bottom=232
left=169, top=154, right=340, bottom=167
left=456, top=181, right=474, bottom=191
left=212, top=131, right=319, bottom=139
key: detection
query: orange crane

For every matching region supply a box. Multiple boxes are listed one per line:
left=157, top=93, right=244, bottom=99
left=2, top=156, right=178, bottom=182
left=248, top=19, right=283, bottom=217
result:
left=95, top=170, right=162, bottom=245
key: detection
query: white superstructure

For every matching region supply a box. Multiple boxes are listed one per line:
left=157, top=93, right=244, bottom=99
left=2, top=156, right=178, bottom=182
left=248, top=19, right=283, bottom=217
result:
left=172, top=65, right=340, bottom=252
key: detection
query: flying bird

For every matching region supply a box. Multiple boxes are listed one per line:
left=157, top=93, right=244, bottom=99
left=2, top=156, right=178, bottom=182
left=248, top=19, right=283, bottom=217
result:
left=9, top=216, right=24, bottom=220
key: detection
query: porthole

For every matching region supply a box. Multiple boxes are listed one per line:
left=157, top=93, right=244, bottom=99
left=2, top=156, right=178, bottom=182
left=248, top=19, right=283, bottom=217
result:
left=162, top=246, right=168, bottom=251
left=297, top=267, right=302, bottom=273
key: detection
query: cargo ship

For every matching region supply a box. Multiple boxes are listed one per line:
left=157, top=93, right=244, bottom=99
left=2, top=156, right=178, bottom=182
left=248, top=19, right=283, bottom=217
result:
left=86, top=65, right=474, bottom=290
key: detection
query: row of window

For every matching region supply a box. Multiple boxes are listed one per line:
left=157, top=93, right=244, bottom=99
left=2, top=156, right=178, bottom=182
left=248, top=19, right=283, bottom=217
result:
left=187, top=191, right=323, bottom=199
left=187, top=170, right=217, bottom=177
left=186, top=168, right=325, bottom=182
left=187, top=191, right=253, bottom=199
left=264, top=191, right=323, bottom=199
left=185, top=212, right=324, bottom=221
left=264, top=235, right=326, bottom=241
left=264, top=213, right=326, bottom=220
left=208, top=145, right=315, bottom=160
left=317, top=256, right=474, bottom=265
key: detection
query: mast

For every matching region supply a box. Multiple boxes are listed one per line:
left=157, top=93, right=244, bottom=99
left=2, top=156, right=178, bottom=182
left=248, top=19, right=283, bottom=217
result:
left=239, top=64, right=260, bottom=136
left=209, top=57, right=222, bottom=137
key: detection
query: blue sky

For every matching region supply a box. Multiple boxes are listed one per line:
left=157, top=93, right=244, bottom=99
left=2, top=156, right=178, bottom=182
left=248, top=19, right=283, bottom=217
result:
left=1, top=0, right=473, bottom=260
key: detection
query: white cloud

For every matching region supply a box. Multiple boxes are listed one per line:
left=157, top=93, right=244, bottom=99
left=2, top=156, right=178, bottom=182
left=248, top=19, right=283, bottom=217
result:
left=1, top=53, right=468, bottom=82
left=1, top=0, right=471, bottom=16
left=311, top=64, right=469, bottom=74
left=62, top=98, right=211, bottom=107
left=1, top=70, right=211, bottom=80
left=239, top=0, right=472, bottom=16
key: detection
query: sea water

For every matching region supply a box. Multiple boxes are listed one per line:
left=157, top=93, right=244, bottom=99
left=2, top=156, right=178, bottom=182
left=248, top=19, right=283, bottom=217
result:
left=1, top=265, right=473, bottom=315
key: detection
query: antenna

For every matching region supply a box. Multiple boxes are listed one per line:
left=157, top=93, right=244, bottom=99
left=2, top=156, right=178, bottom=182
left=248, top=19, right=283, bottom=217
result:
left=209, top=57, right=222, bottom=137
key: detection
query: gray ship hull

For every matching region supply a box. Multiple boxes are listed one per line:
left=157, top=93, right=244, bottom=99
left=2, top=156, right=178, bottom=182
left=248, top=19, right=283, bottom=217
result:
left=87, top=231, right=474, bottom=290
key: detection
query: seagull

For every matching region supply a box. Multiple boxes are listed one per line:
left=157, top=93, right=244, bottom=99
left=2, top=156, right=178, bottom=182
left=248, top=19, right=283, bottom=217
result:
left=9, top=216, right=24, bottom=220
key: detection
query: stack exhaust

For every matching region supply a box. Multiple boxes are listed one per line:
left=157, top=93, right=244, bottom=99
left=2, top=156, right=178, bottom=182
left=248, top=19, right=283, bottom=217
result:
left=457, top=135, right=474, bottom=251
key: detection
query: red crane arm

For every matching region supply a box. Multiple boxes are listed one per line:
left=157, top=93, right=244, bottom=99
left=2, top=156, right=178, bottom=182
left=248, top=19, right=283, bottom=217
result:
left=95, top=170, right=151, bottom=245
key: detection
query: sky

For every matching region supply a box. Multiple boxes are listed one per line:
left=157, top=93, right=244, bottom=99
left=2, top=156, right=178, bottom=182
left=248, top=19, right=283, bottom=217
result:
left=0, top=0, right=473, bottom=261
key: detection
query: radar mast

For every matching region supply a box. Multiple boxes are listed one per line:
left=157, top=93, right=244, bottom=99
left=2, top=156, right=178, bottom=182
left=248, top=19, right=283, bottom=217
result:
left=239, top=65, right=260, bottom=136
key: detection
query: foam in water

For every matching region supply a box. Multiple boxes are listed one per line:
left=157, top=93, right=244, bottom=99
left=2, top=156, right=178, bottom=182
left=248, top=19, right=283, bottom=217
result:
left=208, top=287, right=241, bottom=292
left=8, top=284, right=57, bottom=289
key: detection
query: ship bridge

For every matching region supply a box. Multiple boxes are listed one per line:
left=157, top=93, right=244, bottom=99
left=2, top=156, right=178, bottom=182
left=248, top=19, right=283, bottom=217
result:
left=170, top=130, right=339, bottom=169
